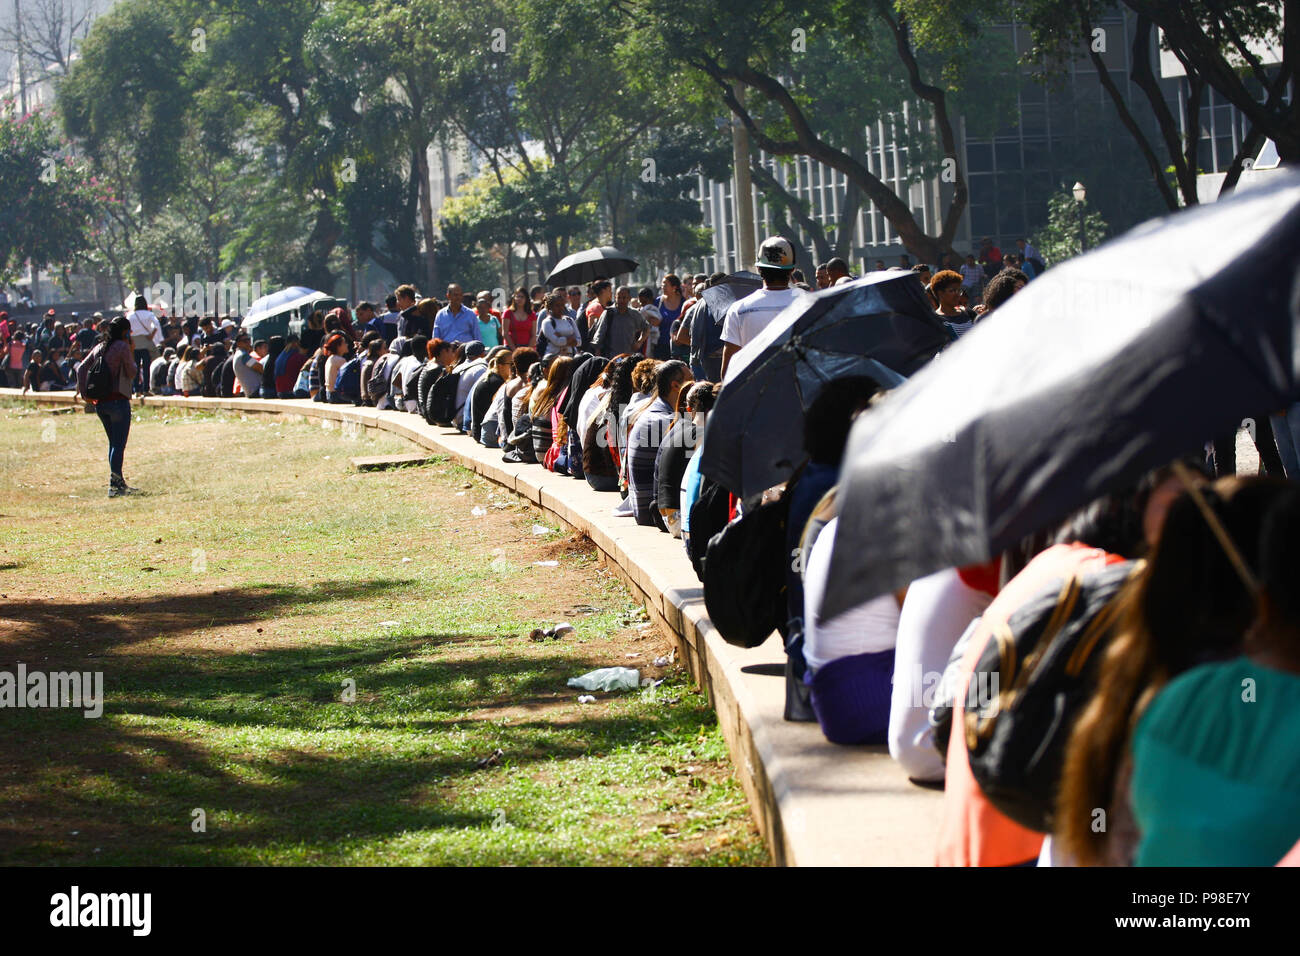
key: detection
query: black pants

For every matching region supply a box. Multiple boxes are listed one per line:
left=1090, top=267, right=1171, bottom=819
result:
left=1212, top=416, right=1285, bottom=478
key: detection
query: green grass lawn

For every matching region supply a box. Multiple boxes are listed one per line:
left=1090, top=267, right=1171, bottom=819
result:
left=0, top=401, right=765, bottom=865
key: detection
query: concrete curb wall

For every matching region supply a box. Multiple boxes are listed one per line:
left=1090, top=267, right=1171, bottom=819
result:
left=2, top=389, right=942, bottom=865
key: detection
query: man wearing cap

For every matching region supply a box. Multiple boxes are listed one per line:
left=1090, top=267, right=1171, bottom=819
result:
left=433, top=284, right=481, bottom=344
left=453, top=340, right=489, bottom=429
left=720, top=236, right=807, bottom=380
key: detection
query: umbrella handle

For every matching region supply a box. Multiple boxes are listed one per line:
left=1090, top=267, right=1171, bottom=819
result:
left=1170, top=460, right=1259, bottom=595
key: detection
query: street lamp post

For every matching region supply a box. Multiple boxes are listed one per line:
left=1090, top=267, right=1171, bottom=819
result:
left=1072, top=181, right=1087, bottom=255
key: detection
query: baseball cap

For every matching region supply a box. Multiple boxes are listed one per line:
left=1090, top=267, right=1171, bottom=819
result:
left=464, top=340, right=486, bottom=359
left=221, top=318, right=235, bottom=328
left=45, top=308, right=56, bottom=316
left=93, top=311, right=104, bottom=318
left=756, top=236, right=797, bottom=271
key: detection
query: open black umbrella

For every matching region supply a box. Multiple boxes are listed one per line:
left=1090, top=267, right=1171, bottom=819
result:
left=545, top=247, right=638, bottom=287
left=698, top=271, right=762, bottom=321
left=698, top=271, right=950, bottom=498
left=819, top=170, right=1300, bottom=621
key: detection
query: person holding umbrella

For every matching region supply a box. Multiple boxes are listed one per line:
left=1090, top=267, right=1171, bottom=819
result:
left=719, top=237, right=806, bottom=380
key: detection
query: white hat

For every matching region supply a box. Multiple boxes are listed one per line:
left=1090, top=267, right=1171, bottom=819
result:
left=221, top=318, right=235, bottom=329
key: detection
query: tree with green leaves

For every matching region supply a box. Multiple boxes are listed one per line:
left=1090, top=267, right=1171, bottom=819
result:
left=0, top=106, right=100, bottom=287
left=622, top=0, right=1018, bottom=263
left=1030, top=187, right=1109, bottom=264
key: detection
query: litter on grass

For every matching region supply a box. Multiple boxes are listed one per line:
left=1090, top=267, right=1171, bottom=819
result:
left=567, top=667, right=640, bottom=692
left=531, top=623, right=574, bottom=641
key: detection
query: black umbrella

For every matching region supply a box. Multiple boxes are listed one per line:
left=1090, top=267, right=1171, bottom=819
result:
left=819, top=170, right=1300, bottom=621
left=545, top=247, right=638, bottom=287
left=698, top=271, right=951, bottom=498
left=698, top=271, right=762, bottom=322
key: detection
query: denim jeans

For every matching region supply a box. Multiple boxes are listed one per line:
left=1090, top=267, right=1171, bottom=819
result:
left=95, top=398, right=131, bottom=482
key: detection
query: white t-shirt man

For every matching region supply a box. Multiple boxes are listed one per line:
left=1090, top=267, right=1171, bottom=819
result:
left=232, top=346, right=263, bottom=396
left=720, top=286, right=802, bottom=357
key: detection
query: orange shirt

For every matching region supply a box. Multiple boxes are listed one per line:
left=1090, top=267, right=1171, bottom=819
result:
left=936, top=543, right=1125, bottom=867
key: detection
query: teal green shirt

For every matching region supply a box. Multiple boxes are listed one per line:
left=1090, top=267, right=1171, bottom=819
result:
left=1132, top=656, right=1300, bottom=866
left=477, top=317, right=501, bottom=349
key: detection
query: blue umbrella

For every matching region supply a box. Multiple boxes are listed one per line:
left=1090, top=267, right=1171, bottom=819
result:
left=244, top=286, right=327, bottom=322
left=698, top=271, right=949, bottom=498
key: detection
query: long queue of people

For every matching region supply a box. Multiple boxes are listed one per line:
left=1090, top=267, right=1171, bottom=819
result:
left=32, top=235, right=1300, bottom=867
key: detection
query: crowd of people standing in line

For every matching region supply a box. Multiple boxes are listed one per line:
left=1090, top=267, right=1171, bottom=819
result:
left=12, top=232, right=1299, bottom=868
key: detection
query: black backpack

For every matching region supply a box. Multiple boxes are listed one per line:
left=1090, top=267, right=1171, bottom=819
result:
left=502, top=409, right=536, bottom=463
left=367, top=354, right=393, bottom=402
left=332, top=356, right=362, bottom=403
left=426, top=370, right=461, bottom=426
left=417, top=363, right=440, bottom=420
left=219, top=356, right=236, bottom=397
left=687, top=475, right=731, bottom=582
left=82, top=344, right=114, bottom=401
left=703, top=494, right=790, bottom=648
left=964, top=560, right=1139, bottom=832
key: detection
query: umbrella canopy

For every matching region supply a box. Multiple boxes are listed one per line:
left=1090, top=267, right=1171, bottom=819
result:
left=698, top=271, right=761, bottom=322
left=698, top=271, right=949, bottom=498
left=819, top=169, right=1300, bottom=621
left=545, top=247, right=638, bottom=287
left=244, top=286, right=327, bottom=323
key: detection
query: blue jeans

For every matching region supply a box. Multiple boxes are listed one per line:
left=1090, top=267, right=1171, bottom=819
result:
left=96, top=398, right=131, bottom=482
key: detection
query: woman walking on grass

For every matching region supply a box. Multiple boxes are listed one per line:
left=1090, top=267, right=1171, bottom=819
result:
left=76, top=315, right=141, bottom=498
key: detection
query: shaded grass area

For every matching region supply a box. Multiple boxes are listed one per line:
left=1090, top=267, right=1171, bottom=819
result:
left=0, top=401, right=765, bottom=865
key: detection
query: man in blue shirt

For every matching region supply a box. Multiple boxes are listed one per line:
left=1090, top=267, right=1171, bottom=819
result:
left=432, top=284, right=481, bottom=343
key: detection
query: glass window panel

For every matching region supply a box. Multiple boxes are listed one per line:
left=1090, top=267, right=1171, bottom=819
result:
left=970, top=205, right=996, bottom=238
left=1022, top=138, right=1050, bottom=169
left=996, top=140, right=1022, bottom=170
left=999, top=203, right=1026, bottom=237
left=969, top=173, right=995, bottom=206
left=966, top=142, right=993, bottom=172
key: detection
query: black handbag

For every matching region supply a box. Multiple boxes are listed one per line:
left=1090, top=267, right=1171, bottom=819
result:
left=703, top=494, right=790, bottom=648
left=964, top=560, right=1140, bottom=832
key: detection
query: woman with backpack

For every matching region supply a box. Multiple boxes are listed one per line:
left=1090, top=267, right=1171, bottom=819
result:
left=530, top=356, right=576, bottom=468
left=1056, top=474, right=1289, bottom=866
left=76, top=315, right=140, bottom=497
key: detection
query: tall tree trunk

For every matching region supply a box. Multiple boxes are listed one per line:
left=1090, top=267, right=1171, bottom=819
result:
left=415, top=146, right=438, bottom=294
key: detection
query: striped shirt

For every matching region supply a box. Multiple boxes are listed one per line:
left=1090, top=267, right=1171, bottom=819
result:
left=627, top=398, right=674, bottom=526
